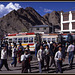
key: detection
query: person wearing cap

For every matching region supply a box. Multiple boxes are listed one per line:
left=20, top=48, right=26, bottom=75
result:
left=0, top=46, right=11, bottom=71
left=21, top=49, right=30, bottom=73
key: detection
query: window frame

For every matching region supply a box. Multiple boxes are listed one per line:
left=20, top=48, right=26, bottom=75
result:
left=18, top=38, right=22, bottom=43
left=23, top=37, right=28, bottom=43
left=13, top=38, right=17, bottom=43
left=29, top=37, right=34, bottom=43
left=9, top=38, right=12, bottom=43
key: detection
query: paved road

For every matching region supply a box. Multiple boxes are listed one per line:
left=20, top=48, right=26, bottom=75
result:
left=0, top=54, right=75, bottom=74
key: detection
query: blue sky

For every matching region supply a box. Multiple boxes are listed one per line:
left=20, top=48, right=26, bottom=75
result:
left=0, top=2, right=75, bottom=18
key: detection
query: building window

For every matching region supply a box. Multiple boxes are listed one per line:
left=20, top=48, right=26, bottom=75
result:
left=72, top=13, right=75, bottom=20
left=72, top=22, right=75, bottom=29
left=63, top=14, right=69, bottom=21
left=63, top=23, right=69, bottom=30
left=44, top=27, right=46, bottom=30
left=37, top=28, right=39, bottom=30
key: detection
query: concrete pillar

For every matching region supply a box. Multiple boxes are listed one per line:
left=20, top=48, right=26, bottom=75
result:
left=61, top=12, right=63, bottom=31
left=69, top=11, right=72, bottom=32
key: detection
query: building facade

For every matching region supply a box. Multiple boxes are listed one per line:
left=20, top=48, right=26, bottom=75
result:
left=61, top=11, right=75, bottom=33
left=29, top=25, right=52, bottom=34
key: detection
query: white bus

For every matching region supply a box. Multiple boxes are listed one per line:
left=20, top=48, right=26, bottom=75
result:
left=42, top=34, right=58, bottom=43
left=4, top=32, right=58, bottom=51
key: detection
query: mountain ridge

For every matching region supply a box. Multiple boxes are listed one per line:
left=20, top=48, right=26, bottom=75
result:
left=0, top=7, right=61, bottom=36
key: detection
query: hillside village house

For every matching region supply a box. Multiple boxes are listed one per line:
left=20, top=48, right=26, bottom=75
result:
left=29, top=25, right=52, bottom=34
left=29, top=25, right=61, bottom=34
left=61, top=11, right=75, bottom=33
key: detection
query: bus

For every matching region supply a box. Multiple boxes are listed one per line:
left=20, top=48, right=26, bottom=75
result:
left=42, top=34, right=58, bottom=43
left=4, top=32, right=59, bottom=51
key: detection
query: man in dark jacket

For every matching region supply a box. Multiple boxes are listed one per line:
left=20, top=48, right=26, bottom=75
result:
left=21, top=49, right=31, bottom=73
left=35, top=41, right=40, bottom=57
left=50, top=42, right=57, bottom=68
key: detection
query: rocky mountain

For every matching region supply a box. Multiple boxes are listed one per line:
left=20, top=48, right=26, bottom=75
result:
left=43, top=11, right=61, bottom=26
left=0, top=7, right=61, bottom=36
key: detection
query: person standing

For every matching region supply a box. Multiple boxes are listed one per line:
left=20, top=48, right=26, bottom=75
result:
left=0, top=46, right=10, bottom=71
left=47, top=41, right=50, bottom=48
left=17, top=48, right=23, bottom=63
left=8, top=43, right=12, bottom=57
left=50, top=42, right=57, bottom=68
left=55, top=46, right=64, bottom=73
left=43, top=41, right=47, bottom=50
left=35, top=41, right=40, bottom=57
left=37, top=45, right=44, bottom=73
left=65, top=41, right=70, bottom=50
left=26, top=45, right=31, bottom=73
left=67, top=42, right=74, bottom=69
left=21, top=50, right=30, bottom=73
left=44, top=45, right=50, bottom=72
left=10, top=45, right=17, bottom=67
left=26, top=45, right=30, bottom=54
left=5, top=43, right=8, bottom=56
left=18, top=43, right=24, bottom=51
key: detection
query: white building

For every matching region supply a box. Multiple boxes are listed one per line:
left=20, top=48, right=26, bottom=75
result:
left=61, top=11, right=75, bottom=33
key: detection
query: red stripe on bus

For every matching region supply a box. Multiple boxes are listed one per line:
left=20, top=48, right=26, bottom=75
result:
left=28, top=43, right=34, bottom=45
left=8, top=34, right=17, bottom=36
left=26, top=33, right=35, bottom=35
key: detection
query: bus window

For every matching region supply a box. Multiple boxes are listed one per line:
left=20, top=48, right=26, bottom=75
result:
left=24, top=37, right=28, bottom=43
left=9, top=39, right=12, bottom=43
left=48, top=38, right=51, bottom=42
left=43, top=38, right=46, bottom=42
left=13, top=38, right=17, bottom=43
left=18, top=38, right=22, bottom=43
left=52, top=38, right=56, bottom=42
left=29, top=37, right=33, bottom=43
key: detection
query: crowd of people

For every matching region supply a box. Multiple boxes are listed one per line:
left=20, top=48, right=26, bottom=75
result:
left=0, top=42, right=31, bottom=73
left=36, top=41, right=75, bottom=73
left=0, top=41, right=75, bottom=73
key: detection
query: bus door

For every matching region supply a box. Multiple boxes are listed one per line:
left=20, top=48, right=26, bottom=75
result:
left=29, top=37, right=35, bottom=51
